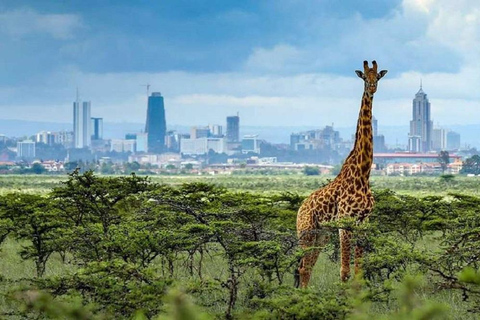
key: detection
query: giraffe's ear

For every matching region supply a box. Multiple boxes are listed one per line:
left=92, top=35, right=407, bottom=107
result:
left=355, top=70, right=365, bottom=79
left=377, top=70, right=388, bottom=80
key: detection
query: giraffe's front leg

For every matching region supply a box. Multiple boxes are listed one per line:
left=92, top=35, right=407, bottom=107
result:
left=339, top=229, right=352, bottom=282
left=296, top=230, right=321, bottom=288
left=354, top=244, right=363, bottom=276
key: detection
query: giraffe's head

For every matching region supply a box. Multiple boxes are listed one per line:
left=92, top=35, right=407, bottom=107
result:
left=355, top=60, right=387, bottom=95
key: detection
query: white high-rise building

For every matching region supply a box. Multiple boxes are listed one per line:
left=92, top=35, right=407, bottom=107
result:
left=73, top=99, right=92, bottom=148
left=432, top=128, right=448, bottom=151
left=208, top=124, right=223, bottom=136
left=17, top=140, right=36, bottom=159
left=408, top=84, right=432, bottom=152
left=35, top=131, right=55, bottom=145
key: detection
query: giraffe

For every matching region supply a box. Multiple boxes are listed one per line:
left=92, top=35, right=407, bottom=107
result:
left=295, top=60, right=387, bottom=288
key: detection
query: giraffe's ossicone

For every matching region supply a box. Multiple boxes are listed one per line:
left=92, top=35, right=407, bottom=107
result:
left=295, top=60, right=387, bottom=288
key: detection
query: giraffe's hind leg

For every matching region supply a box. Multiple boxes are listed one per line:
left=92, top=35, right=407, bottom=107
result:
left=354, top=230, right=367, bottom=277
left=295, top=230, right=329, bottom=288
left=354, top=244, right=363, bottom=276
left=339, top=229, right=352, bottom=282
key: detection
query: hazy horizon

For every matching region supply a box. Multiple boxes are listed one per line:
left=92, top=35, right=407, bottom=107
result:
left=3, top=118, right=480, bottom=149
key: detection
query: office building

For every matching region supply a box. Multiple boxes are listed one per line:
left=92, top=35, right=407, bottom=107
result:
left=125, top=133, right=148, bottom=153
left=180, top=137, right=227, bottom=155
left=35, top=131, right=55, bottom=145
left=371, top=116, right=386, bottom=152
left=145, top=92, right=166, bottom=153
left=191, top=126, right=210, bottom=139
left=432, top=128, right=448, bottom=151
left=136, top=133, right=148, bottom=152
left=91, top=117, right=103, bottom=140
left=408, top=135, right=422, bottom=153
left=408, top=85, right=432, bottom=152
left=226, top=115, right=240, bottom=142
left=447, top=131, right=461, bottom=150
left=17, top=140, right=35, bottom=159
left=373, top=135, right=386, bottom=153
left=209, top=124, right=223, bottom=137
left=241, top=135, right=260, bottom=154
left=290, top=126, right=342, bottom=151
left=73, top=100, right=91, bottom=148
left=111, top=139, right=136, bottom=153
left=53, top=131, right=74, bottom=148
left=165, top=131, right=181, bottom=152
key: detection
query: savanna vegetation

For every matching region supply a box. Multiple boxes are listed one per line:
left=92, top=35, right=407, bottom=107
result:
left=0, top=172, right=479, bottom=319
left=2, top=173, right=480, bottom=196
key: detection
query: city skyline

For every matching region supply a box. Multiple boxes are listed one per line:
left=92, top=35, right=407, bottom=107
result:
left=0, top=1, right=479, bottom=129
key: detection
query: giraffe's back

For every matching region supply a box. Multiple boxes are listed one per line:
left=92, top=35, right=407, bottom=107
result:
left=296, top=183, right=339, bottom=237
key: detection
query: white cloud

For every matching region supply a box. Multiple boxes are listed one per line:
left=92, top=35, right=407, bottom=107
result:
left=2, top=65, right=477, bottom=129
left=244, top=44, right=308, bottom=73
left=0, top=8, right=82, bottom=39
left=1, top=0, right=480, bottom=135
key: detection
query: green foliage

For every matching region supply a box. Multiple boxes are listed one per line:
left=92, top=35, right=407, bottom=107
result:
left=439, top=174, right=455, bottom=183
left=1, top=172, right=480, bottom=319
left=250, top=285, right=350, bottom=320
left=302, top=166, right=320, bottom=176
left=125, top=161, right=141, bottom=173
left=39, top=260, right=172, bottom=318
left=0, top=193, right=64, bottom=276
left=461, top=154, right=480, bottom=175
left=31, top=163, right=46, bottom=175
left=438, top=151, right=450, bottom=174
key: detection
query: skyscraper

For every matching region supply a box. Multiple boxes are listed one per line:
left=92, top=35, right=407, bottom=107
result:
left=408, top=84, right=432, bottom=152
left=226, top=115, right=240, bottom=142
left=372, top=116, right=378, bottom=137
left=432, top=128, right=447, bottom=151
left=447, top=131, right=461, bottom=150
left=73, top=99, right=91, bottom=148
left=91, top=117, right=103, bottom=140
left=145, top=92, right=166, bottom=153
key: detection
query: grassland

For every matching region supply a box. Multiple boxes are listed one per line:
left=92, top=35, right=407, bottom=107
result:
left=1, top=173, right=480, bottom=196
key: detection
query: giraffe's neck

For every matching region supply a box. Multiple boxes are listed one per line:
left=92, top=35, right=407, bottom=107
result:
left=344, top=91, right=374, bottom=178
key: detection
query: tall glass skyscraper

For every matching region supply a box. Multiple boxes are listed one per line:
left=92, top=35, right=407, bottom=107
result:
left=226, top=115, right=240, bottom=142
left=73, top=100, right=91, bottom=148
left=408, top=85, right=432, bottom=152
left=145, top=92, right=166, bottom=153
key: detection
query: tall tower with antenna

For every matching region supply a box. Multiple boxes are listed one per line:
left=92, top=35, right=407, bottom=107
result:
left=408, top=82, right=432, bottom=152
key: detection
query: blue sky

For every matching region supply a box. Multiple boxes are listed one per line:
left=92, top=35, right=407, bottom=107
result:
left=0, top=0, right=479, bottom=130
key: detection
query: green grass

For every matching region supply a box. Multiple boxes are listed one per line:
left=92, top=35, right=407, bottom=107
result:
left=2, top=174, right=480, bottom=197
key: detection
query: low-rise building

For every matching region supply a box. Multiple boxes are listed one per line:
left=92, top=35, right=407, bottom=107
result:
left=180, top=137, right=227, bottom=155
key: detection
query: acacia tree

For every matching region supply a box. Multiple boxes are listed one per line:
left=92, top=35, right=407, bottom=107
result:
left=0, top=194, right=64, bottom=277
left=438, top=151, right=450, bottom=174
left=461, top=155, right=480, bottom=175
left=50, top=169, right=153, bottom=262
